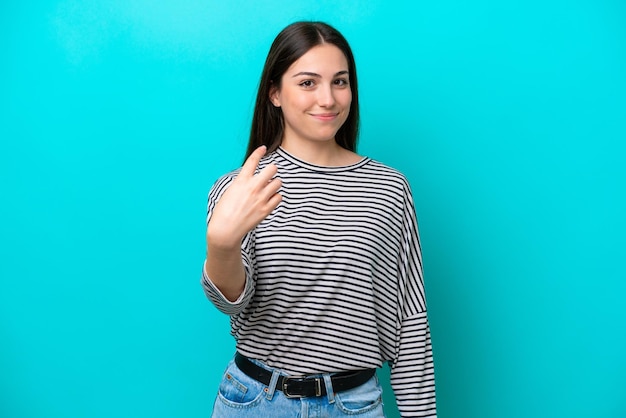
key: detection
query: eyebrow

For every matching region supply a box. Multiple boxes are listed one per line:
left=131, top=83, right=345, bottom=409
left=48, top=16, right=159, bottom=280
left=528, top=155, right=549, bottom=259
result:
left=292, top=70, right=349, bottom=78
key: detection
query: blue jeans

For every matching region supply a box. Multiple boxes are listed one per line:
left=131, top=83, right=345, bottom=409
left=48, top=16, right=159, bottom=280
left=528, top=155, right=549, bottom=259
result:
left=211, top=356, right=386, bottom=417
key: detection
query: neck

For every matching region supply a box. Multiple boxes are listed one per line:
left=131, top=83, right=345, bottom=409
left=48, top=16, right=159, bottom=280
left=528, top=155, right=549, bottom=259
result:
left=280, top=138, right=360, bottom=167
left=281, top=138, right=339, bottom=166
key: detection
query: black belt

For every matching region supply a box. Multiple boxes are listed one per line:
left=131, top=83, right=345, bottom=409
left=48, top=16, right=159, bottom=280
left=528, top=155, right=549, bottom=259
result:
left=234, top=352, right=376, bottom=398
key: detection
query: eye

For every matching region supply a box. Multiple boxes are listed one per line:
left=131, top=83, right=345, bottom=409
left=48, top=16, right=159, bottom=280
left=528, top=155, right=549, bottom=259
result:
left=299, top=80, right=315, bottom=88
left=334, top=78, right=349, bottom=87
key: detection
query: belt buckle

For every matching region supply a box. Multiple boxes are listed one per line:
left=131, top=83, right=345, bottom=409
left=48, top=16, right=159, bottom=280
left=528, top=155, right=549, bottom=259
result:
left=282, top=377, right=323, bottom=398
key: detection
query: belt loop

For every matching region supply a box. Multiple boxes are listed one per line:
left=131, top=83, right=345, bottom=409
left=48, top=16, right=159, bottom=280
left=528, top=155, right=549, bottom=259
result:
left=265, top=369, right=280, bottom=400
left=322, top=374, right=335, bottom=404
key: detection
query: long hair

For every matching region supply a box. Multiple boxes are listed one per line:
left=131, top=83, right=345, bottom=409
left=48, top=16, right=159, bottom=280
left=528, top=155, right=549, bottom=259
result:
left=244, top=21, right=360, bottom=161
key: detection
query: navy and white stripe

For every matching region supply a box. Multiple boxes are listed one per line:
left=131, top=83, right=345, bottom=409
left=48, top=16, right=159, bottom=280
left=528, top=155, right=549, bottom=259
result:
left=202, top=147, right=436, bottom=417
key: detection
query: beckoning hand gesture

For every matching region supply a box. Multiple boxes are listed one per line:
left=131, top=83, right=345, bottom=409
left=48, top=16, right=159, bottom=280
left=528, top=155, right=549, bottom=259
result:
left=206, top=146, right=282, bottom=251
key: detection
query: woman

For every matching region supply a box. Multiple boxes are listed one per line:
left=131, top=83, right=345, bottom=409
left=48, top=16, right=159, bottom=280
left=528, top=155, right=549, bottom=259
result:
left=202, top=21, right=437, bottom=417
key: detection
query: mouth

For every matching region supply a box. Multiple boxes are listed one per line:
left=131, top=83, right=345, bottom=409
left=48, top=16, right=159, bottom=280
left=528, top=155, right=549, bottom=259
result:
left=310, top=112, right=339, bottom=121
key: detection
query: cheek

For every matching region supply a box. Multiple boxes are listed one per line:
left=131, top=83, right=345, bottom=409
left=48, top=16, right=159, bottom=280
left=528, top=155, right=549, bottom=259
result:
left=282, top=93, right=312, bottom=114
left=339, top=89, right=353, bottom=107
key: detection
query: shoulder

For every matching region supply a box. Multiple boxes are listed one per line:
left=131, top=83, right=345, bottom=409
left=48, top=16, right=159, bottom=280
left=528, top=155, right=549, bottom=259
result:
left=360, top=159, right=412, bottom=192
left=211, top=168, right=240, bottom=189
left=207, top=167, right=241, bottom=204
left=365, top=159, right=408, bottom=179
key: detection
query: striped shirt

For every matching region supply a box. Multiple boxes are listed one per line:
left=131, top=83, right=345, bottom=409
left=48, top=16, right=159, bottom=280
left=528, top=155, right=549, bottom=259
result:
left=202, top=147, right=436, bottom=417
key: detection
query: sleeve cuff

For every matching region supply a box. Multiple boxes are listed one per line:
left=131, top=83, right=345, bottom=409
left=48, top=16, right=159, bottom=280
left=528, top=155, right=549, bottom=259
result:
left=202, top=260, right=249, bottom=305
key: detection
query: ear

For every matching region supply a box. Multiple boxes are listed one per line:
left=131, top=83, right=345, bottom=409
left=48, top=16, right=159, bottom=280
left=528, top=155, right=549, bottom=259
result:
left=269, top=83, right=281, bottom=107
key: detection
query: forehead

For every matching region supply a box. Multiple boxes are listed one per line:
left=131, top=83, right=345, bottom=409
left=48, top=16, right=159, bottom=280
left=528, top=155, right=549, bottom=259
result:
left=286, top=44, right=349, bottom=75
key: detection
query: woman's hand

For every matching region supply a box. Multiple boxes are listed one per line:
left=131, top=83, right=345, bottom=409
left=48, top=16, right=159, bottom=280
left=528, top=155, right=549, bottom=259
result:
left=207, top=146, right=282, bottom=250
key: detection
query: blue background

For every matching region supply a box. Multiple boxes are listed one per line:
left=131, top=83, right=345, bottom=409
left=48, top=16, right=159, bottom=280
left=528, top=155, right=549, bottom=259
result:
left=1, top=1, right=625, bottom=417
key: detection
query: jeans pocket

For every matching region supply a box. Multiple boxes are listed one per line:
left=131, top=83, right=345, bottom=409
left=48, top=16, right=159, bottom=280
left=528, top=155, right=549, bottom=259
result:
left=334, top=375, right=383, bottom=415
left=217, top=362, right=266, bottom=409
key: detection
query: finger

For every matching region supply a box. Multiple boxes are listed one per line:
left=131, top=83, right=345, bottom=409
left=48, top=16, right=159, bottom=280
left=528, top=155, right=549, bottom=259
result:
left=263, top=192, right=282, bottom=214
left=259, top=177, right=282, bottom=200
left=255, top=163, right=278, bottom=184
left=239, top=145, right=267, bottom=178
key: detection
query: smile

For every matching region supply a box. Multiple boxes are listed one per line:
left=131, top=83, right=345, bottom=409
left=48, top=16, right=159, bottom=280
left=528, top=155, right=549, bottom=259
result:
left=310, top=113, right=339, bottom=121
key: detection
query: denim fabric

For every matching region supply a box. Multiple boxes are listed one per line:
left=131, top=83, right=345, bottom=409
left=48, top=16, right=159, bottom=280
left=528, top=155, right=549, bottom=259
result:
left=211, top=356, right=386, bottom=418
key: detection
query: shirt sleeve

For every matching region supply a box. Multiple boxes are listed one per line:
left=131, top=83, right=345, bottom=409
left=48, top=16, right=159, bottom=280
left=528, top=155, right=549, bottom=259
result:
left=390, top=178, right=437, bottom=417
left=200, top=172, right=256, bottom=316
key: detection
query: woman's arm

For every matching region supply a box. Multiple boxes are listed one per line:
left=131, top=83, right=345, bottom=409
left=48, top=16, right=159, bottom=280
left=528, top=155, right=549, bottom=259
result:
left=391, top=176, right=437, bottom=417
left=204, top=242, right=247, bottom=302
left=204, top=145, right=282, bottom=302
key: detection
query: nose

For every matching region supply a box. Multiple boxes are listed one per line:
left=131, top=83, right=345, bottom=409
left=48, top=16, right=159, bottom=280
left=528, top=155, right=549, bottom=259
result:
left=316, top=84, right=335, bottom=107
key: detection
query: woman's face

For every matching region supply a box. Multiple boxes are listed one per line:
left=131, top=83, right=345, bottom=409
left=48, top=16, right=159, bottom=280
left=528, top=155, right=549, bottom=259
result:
left=270, top=44, right=352, bottom=149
